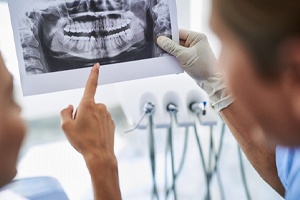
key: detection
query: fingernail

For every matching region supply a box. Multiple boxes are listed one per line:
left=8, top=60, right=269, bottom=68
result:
left=157, top=36, right=167, bottom=46
left=68, top=104, right=73, bottom=109
left=157, top=36, right=163, bottom=43
left=95, top=63, right=100, bottom=70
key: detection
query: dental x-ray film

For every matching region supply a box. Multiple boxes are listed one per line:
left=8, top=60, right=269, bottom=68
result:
left=8, top=0, right=182, bottom=95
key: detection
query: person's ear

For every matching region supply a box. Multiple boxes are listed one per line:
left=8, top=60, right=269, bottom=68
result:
left=279, top=37, right=300, bottom=120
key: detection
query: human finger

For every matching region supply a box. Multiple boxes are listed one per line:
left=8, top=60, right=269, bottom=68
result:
left=179, top=29, right=190, bottom=41
left=60, top=105, right=74, bottom=130
left=82, top=63, right=100, bottom=101
left=180, top=30, right=207, bottom=47
left=157, top=36, right=186, bottom=57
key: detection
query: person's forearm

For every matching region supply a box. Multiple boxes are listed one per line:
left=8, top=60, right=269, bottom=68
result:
left=85, top=154, right=122, bottom=200
left=220, top=101, right=285, bottom=197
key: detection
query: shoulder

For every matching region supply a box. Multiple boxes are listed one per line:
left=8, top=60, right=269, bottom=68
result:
left=276, top=146, right=300, bottom=199
left=0, top=190, right=28, bottom=200
left=285, top=165, right=300, bottom=200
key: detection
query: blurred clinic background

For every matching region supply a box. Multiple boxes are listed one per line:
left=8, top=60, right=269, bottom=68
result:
left=0, top=0, right=283, bottom=200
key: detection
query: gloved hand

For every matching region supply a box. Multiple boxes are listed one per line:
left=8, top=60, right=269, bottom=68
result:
left=157, top=29, right=234, bottom=112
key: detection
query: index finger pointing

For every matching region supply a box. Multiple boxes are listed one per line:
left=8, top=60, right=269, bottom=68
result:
left=83, top=63, right=100, bottom=100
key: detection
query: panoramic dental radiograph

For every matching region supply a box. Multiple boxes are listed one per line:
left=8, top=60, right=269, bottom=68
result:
left=19, top=0, right=172, bottom=74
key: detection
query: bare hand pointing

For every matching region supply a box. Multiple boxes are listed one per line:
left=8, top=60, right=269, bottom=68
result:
left=60, top=63, right=121, bottom=200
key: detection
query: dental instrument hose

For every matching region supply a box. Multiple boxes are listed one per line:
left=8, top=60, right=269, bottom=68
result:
left=205, top=121, right=226, bottom=200
left=194, top=115, right=226, bottom=200
left=165, top=104, right=178, bottom=200
left=165, top=126, right=189, bottom=199
left=148, top=114, right=160, bottom=200
left=212, top=123, right=226, bottom=200
left=193, top=124, right=211, bottom=200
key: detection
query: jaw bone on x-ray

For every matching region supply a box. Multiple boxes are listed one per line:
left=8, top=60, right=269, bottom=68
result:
left=19, top=0, right=172, bottom=75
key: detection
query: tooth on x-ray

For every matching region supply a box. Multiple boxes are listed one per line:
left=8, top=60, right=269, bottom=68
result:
left=61, top=16, right=134, bottom=53
left=48, top=2, right=147, bottom=59
left=17, top=0, right=173, bottom=74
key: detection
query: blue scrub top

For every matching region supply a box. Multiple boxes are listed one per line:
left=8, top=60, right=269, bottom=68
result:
left=276, top=146, right=300, bottom=200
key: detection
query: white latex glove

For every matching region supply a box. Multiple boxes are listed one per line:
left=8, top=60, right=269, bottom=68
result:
left=157, top=30, right=234, bottom=112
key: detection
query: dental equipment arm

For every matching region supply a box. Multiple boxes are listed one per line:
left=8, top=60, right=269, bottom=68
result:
left=157, top=30, right=285, bottom=197
left=60, top=64, right=122, bottom=200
